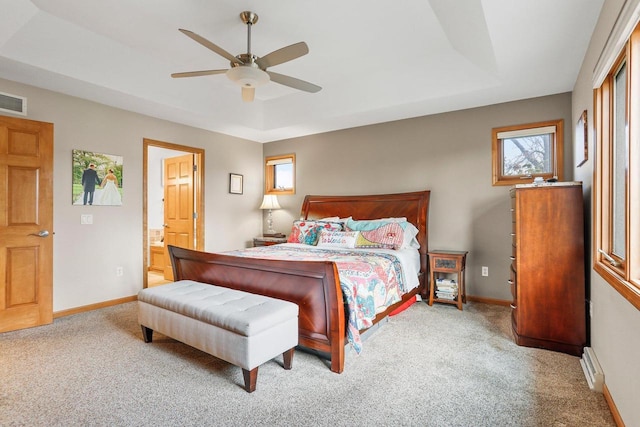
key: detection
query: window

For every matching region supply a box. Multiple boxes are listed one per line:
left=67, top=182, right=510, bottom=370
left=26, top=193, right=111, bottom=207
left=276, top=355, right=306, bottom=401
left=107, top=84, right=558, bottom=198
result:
left=265, top=154, right=295, bottom=195
left=594, top=23, right=640, bottom=309
left=491, top=120, right=564, bottom=186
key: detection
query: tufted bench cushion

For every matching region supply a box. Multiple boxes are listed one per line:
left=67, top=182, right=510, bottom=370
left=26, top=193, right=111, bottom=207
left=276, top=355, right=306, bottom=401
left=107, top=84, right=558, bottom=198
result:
left=138, top=280, right=298, bottom=392
left=138, top=280, right=298, bottom=336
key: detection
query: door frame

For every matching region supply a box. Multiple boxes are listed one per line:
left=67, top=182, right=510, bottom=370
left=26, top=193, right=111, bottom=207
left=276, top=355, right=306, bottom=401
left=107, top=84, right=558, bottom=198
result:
left=142, top=138, right=205, bottom=288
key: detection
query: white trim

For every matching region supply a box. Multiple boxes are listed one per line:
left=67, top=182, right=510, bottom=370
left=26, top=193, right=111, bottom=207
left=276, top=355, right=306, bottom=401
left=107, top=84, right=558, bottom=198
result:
left=593, top=0, right=640, bottom=87
left=497, top=125, right=556, bottom=140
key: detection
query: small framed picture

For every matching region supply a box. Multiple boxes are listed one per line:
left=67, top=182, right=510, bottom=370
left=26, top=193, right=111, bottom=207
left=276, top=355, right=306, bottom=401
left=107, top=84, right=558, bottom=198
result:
left=576, top=110, right=588, bottom=167
left=229, top=173, right=243, bottom=194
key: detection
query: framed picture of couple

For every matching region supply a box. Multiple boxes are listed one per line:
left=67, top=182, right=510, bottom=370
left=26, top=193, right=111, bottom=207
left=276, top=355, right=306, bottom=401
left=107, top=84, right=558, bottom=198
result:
left=72, top=149, right=124, bottom=206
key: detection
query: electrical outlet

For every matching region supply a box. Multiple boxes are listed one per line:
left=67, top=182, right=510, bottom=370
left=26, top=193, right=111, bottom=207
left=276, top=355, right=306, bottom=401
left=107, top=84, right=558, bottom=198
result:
left=81, top=214, right=93, bottom=225
left=116, top=266, right=123, bottom=277
left=481, top=266, right=489, bottom=277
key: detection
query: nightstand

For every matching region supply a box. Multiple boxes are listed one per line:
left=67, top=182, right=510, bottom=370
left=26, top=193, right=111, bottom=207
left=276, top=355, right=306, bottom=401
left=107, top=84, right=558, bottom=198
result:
left=428, top=250, right=468, bottom=310
left=253, top=236, right=287, bottom=247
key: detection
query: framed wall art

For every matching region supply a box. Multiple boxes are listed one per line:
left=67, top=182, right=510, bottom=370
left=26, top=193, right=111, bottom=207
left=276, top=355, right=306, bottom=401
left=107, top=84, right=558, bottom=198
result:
left=229, top=173, right=243, bottom=194
left=575, top=110, right=588, bottom=167
left=72, top=149, right=123, bottom=206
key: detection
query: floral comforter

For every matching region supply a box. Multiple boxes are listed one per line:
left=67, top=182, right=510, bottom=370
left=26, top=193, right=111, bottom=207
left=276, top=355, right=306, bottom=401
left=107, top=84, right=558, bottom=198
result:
left=224, top=244, right=408, bottom=353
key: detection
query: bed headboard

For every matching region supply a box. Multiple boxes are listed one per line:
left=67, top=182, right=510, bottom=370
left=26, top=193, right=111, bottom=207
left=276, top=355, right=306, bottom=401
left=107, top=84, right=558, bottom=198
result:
left=301, top=190, right=431, bottom=285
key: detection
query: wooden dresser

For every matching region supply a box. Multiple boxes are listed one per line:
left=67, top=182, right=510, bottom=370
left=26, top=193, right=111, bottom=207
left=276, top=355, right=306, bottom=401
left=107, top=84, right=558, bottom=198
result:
left=509, top=182, right=586, bottom=356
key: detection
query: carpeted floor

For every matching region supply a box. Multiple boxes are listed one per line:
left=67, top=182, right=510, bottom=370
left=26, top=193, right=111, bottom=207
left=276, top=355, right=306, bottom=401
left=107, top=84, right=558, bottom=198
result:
left=0, top=301, right=614, bottom=426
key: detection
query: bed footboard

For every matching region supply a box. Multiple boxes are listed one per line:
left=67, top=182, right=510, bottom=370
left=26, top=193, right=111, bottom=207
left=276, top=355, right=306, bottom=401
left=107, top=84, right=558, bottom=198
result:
left=168, top=245, right=346, bottom=373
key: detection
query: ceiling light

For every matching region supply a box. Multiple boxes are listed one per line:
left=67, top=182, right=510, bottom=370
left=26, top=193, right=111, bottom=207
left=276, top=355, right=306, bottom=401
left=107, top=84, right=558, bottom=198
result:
left=226, top=66, right=270, bottom=102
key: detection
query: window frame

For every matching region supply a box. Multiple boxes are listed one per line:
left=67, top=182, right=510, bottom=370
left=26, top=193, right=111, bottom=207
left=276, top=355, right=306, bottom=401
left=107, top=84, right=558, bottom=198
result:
left=491, top=119, right=564, bottom=186
left=264, top=153, right=295, bottom=196
left=593, top=25, right=640, bottom=310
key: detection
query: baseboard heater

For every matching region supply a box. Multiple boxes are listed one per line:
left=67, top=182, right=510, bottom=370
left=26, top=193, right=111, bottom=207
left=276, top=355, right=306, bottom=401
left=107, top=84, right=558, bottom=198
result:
left=580, top=346, right=604, bottom=392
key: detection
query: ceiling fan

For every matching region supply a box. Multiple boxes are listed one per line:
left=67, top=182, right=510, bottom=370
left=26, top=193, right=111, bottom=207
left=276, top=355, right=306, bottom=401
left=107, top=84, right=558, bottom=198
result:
left=172, top=11, right=321, bottom=102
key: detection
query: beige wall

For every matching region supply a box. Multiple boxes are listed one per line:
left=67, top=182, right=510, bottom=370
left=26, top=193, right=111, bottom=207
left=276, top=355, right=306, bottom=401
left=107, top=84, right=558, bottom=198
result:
left=0, top=77, right=264, bottom=312
left=264, top=92, right=572, bottom=302
left=572, top=0, right=640, bottom=425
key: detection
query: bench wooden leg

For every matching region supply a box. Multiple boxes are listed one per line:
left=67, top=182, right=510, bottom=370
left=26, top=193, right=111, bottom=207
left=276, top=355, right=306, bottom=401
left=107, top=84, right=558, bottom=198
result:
left=141, top=325, right=153, bottom=343
left=283, top=348, right=294, bottom=370
left=242, top=367, right=258, bottom=393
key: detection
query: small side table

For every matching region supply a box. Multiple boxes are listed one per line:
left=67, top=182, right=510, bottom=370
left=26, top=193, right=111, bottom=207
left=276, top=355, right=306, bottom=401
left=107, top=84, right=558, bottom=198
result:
left=428, top=250, right=468, bottom=310
left=253, top=236, right=287, bottom=247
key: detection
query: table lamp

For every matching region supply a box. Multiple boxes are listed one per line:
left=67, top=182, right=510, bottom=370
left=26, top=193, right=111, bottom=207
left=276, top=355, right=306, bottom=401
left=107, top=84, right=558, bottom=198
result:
left=259, top=195, right=282, bottom=236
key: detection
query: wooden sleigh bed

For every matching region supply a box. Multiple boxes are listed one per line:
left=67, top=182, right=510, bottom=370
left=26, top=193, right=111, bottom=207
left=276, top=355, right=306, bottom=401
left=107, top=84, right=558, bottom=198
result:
left=168, top=190, right=430, bottom=374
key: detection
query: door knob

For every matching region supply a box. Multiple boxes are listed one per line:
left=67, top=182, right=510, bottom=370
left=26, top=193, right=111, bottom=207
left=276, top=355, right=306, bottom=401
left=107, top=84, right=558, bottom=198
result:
left=30, top=230, right=50, bottom=238
left=162, top=224, right=169, bottom=228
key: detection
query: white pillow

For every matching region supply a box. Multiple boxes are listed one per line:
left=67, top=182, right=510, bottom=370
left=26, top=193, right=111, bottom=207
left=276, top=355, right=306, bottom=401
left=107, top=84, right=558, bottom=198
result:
left=317, top=230, right=359, bottom=248
left=402, top=222, right=421, bottom=249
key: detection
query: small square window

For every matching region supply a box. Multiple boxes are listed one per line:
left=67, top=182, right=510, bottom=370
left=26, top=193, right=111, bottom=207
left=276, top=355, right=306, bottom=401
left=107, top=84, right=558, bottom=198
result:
left=492, top=120, right=564, bottom=186
left=265, top=154, right=295, bottom=195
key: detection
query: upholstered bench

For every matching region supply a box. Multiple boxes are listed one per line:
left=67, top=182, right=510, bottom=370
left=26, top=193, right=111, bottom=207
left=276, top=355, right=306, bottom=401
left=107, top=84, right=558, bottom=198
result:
left=137, top=280, right=298, bottom=392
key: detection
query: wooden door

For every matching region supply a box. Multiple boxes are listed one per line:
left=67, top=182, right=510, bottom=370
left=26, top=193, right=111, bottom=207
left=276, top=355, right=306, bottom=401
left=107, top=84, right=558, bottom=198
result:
left=0, top=115, right=54, bottom=333
left=163, top=154, right=194, bottom=280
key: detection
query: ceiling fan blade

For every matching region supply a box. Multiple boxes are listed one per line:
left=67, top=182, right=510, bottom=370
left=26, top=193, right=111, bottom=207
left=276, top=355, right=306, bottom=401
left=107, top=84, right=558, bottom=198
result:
left=266, top=71, right=321, bottom=93
left=171, top=69, right=228, bottom=78
left=179, top=29, right=242, bottom=65
left=256, top=42, right=309, bottom=69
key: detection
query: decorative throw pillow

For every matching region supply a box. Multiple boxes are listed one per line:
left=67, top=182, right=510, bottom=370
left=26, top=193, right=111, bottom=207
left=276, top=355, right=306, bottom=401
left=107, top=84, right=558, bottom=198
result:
left=317, top=230, right=359, bottom=248
left=351, top=221, right=404, bottom=249
left=287, top=220, right=344, bottom=245
left=346, top=218, right=420, bottom=249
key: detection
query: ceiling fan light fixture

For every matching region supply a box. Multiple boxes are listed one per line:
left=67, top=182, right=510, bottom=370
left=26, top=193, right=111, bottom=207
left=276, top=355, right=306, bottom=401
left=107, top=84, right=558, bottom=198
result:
left=226, top=66, right=269, bottom=88
left=226, top=66, right=270, bottom=102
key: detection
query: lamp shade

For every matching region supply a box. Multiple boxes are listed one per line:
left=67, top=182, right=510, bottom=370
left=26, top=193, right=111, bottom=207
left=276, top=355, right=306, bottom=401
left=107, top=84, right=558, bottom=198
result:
left=259, top=195, right=281, bottom=210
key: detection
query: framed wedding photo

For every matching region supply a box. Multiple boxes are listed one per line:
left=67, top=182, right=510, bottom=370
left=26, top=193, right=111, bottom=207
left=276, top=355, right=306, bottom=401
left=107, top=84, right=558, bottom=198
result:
left=72, top=149, right=124, bottom=206
left=229, top=173, right=243, bottom=194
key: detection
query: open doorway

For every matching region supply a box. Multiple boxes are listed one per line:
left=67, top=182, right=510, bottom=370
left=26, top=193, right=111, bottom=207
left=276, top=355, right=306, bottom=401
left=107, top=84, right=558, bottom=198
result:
left=142, top=138, right=205, bottom=288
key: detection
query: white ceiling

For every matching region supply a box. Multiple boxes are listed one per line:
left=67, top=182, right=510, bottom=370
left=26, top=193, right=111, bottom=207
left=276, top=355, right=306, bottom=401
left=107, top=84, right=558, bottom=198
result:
left=0, top=0, right=605, bottom=143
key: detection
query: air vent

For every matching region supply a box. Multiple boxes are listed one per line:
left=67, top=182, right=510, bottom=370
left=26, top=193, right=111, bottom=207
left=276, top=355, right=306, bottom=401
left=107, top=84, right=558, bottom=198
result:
left=0, top=91, right=27, bottom=116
